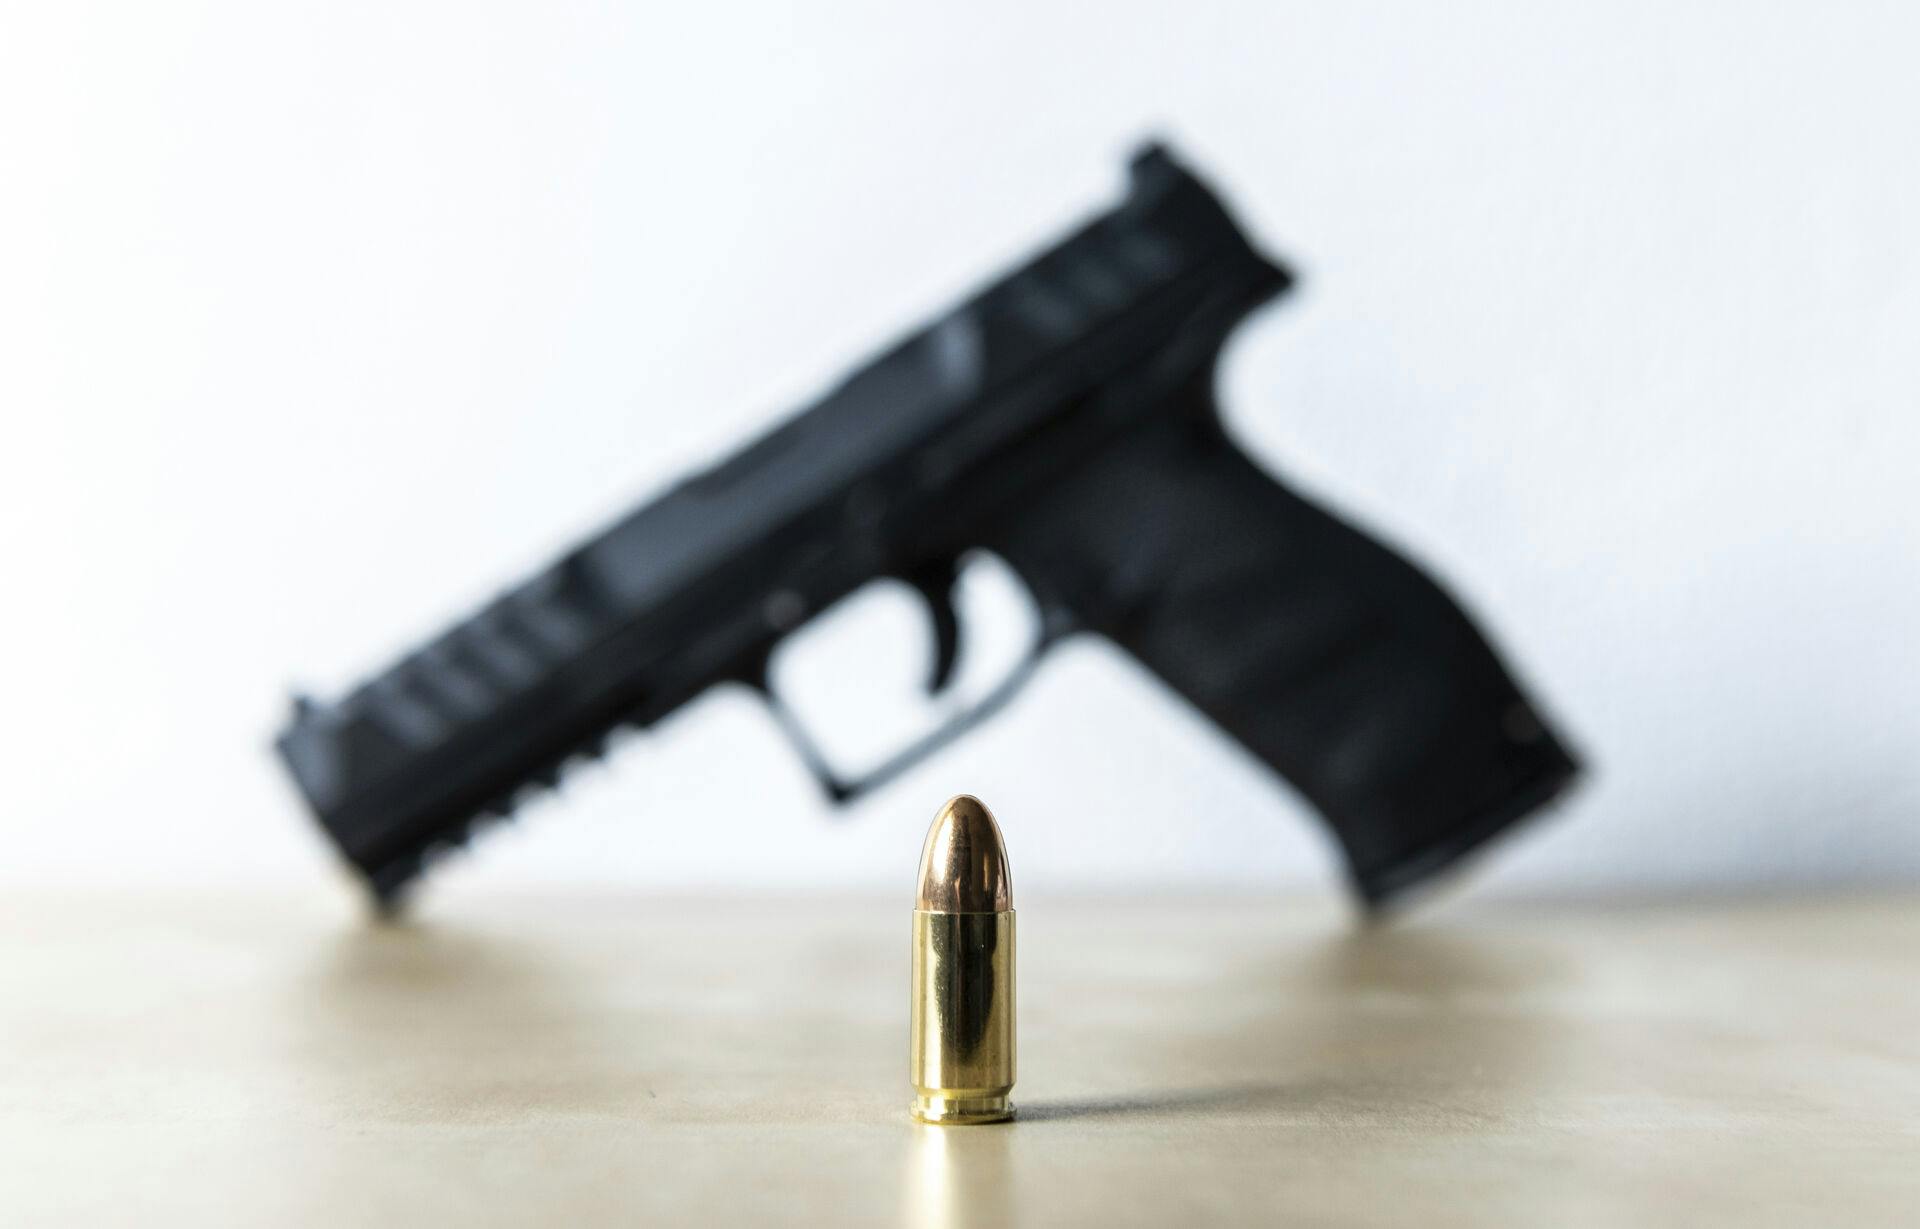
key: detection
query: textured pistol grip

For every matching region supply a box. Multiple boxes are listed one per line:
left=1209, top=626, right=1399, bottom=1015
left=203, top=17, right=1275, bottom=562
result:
left=992, top=410, right=1579, bottom=907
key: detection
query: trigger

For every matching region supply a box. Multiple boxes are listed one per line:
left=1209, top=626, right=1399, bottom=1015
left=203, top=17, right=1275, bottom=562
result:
left=908, top=560, right=963, bottom=695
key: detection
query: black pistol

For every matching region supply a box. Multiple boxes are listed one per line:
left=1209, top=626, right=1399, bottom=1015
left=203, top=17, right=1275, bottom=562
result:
left=277, top=144, right=1578, bottom=908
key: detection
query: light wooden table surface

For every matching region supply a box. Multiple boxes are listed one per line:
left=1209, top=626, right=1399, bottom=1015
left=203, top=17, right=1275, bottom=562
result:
left=2, top=890, right=1914, bottom=1227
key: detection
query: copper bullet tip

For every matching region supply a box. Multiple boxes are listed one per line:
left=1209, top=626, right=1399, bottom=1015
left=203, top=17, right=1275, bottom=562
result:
left=915, top=794, right=1013, bottom=913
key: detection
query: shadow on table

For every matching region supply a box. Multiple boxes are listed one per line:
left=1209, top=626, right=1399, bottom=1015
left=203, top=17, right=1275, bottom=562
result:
left=1286, top=917, right=1573, bottom=998
left=1015, top=1082, right=1312, bottom=1122
left=1015, top=917, right=1573, bottom=1128
left=285, top=915, right=653, bottom=1124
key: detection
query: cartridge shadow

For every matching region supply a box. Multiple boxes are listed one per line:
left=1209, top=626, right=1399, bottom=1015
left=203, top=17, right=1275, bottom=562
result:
left=1014, top=1081, right=1318, bottom=1123
left=1017, top=918, right=1572, bottom=1129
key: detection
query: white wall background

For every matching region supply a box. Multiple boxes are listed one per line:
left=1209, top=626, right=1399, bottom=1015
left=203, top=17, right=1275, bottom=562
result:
left=3, top=2, right=1915, bottom=901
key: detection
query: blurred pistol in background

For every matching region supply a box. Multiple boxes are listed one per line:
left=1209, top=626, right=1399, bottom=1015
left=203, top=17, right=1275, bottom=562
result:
left=276, top=143, right=1579, bottom=909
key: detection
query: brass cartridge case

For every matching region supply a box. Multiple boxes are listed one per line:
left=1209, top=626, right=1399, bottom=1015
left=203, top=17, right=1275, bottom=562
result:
left=910, top=909, right=1016, bottom=1123
left=910, top=795, right=1016, bottom=1124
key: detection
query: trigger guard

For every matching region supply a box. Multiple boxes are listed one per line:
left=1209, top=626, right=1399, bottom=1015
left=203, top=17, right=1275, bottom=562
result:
left=758, top=555, right=1060, bottom=808
left=908, top=562, right=963, bottom=695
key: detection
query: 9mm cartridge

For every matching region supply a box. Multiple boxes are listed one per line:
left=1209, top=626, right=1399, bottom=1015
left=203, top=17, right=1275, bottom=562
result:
left=909, top=795, right=1017, bottom=1125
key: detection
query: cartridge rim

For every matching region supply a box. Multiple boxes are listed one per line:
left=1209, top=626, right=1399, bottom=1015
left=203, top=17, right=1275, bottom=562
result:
left=912, top=1092, right=1014, bottom=1125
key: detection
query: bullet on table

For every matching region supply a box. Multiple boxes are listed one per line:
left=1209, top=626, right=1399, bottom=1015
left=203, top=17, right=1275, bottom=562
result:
left=910, top=794, right=1016, bottom=1125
